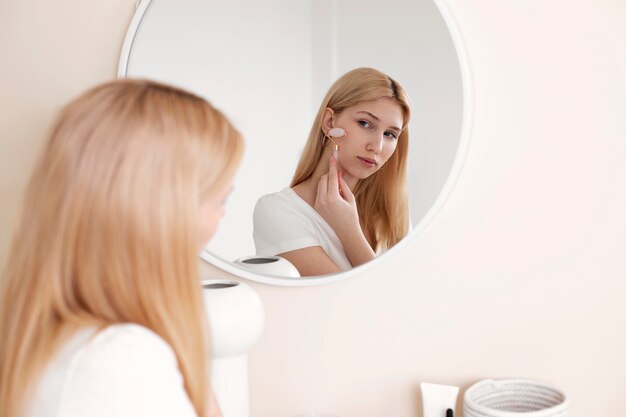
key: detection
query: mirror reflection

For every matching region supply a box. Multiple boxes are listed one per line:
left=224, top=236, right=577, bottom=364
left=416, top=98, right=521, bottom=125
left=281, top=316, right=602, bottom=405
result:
left=120, top=0, right=464, bottom=281
left=253, top=68, right=410, bottom=276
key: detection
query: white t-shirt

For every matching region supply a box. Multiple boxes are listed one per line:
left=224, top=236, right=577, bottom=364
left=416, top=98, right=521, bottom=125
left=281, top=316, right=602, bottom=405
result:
left=253, top=187, right=352, bottom=271
left=25, top=324, right=198, bottom=417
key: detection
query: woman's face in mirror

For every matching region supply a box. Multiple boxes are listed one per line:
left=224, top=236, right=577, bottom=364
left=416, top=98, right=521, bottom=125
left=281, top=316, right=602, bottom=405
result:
left=323, top=98, right=404, bottom=180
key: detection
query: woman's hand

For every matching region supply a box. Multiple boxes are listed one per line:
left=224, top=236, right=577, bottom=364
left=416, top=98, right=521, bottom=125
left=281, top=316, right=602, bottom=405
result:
left=313, top=156, right=376, bottom=267
left=313, top=156, right=360, bottom=236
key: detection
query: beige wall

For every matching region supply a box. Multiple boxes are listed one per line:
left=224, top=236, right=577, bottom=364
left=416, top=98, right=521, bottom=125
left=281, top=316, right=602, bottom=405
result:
left=0, top=0, right=133, bottom=264
left=1, top=1, right=625, bottom=417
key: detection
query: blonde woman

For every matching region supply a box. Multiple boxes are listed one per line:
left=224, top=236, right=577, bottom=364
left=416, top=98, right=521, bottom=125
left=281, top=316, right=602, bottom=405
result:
left=0, top=79, right=243, bottom=417
left=253, top=67, right=410, bottom=276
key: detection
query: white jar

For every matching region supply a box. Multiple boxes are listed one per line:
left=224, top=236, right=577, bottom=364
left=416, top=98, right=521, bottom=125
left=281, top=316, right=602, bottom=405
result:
left=233, top=255, right=300, bottom=277
left=202, top=280, right=265, bottom=417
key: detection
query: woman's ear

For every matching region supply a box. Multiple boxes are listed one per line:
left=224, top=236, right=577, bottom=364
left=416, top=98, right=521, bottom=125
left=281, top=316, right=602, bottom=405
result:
left=321, top=107, right=335, bottom=134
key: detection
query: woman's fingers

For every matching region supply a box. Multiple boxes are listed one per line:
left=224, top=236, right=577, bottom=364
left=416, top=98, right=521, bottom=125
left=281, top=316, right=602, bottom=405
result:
left=339, top=171, right=344, bottom=198
left=328, top=156, right=340, bottom=196
left=314, top=160, right=359, bottom=232
left=339, top=175, right=355, bottom=204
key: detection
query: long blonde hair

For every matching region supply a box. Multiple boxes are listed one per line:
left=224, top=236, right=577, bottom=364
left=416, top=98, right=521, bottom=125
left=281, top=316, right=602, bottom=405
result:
left=0, top=79, right=243, bottom=417
left=291, top=67, right=411, bottom=251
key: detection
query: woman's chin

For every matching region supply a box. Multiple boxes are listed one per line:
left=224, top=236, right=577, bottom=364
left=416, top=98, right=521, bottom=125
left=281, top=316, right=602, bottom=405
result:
left=341, top=167, right=373, bottom=181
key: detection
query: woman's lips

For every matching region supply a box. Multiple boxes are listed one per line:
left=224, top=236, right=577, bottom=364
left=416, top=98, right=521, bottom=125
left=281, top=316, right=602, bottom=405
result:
left=357, top=156, right=377, bottom=167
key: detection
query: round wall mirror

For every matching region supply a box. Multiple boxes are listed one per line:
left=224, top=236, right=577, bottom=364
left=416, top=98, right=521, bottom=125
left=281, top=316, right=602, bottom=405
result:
left=118, top=0, right=471, bottom=286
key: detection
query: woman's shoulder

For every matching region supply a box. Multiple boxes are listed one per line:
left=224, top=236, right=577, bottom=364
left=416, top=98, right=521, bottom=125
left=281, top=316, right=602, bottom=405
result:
left=89, top=323, right=171, bottom=350
left=68, top=323, right=186, bottom=390
left=254, top=187, right=302, bottom=214
left=81, top=323, right=176, bottom=365
left=56, top=324, right=195, bottom=416
left=255, top=187, right=293, bottom=203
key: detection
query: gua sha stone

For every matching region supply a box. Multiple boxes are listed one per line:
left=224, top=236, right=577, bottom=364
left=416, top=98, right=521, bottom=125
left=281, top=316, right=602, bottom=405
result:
left=327, top=127, right=346, bottom=160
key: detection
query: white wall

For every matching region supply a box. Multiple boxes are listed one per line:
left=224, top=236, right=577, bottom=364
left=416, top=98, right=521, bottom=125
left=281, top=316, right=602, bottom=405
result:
left=124, top=0, right=313, bottom=261
left=332, top=0, right=463, bottom=226
left=1, top=1, right=625, bottom=417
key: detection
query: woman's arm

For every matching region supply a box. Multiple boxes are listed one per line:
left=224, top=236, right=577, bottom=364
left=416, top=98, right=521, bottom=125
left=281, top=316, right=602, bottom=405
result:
left=278, top=246, right=342, bottom=277
left=331, top=219, right=376, bottom=267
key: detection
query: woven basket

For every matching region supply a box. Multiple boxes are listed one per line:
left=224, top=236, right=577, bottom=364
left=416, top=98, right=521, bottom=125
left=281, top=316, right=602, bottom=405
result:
left=464, top=379, right=569, bottom=417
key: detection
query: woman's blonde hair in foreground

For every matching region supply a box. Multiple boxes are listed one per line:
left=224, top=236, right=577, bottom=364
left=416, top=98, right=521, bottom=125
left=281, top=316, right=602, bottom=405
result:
left=291, top=67, right=411, bottom=251
left=0, top=79, right=243, bottom=417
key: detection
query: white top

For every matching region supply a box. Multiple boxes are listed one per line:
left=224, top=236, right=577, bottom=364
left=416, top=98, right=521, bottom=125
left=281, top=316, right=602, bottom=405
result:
left=253, top=187, right=352, bottom=270
left=25, top=324, right=198, bottom=417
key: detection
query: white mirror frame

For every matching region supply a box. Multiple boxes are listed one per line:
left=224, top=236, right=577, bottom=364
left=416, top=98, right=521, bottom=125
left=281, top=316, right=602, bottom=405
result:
left=118, top=0, right=473, bottom=287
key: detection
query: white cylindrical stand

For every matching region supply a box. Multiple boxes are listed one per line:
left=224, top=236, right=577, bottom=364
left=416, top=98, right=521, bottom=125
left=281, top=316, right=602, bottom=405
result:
left=233, top=255, right=301, bottom=277
left=202, top=280, right=265, bottom=417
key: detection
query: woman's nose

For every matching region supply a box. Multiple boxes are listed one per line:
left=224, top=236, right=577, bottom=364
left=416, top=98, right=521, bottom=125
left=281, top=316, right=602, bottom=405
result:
left=366, top=133, right=384, bottom=153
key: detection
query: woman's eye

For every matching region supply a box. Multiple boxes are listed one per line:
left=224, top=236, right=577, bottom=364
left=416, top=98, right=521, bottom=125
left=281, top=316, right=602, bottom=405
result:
left=358, top=120, right=372, bottom=128
left=385, top=131, right=398, bottom=140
